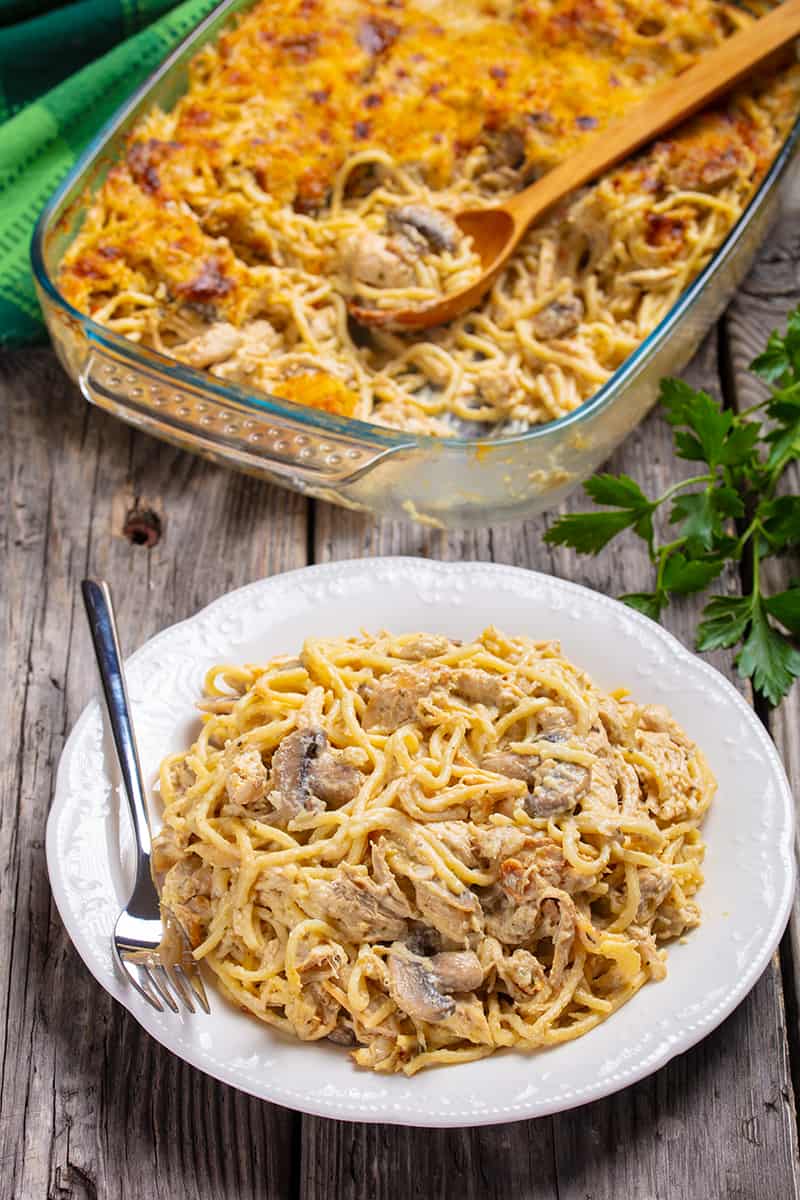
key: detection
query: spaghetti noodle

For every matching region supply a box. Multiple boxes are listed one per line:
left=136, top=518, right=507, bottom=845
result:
left=153, top=628, right=715, bottom=1074
left=58, top=0, right=800, bottom=435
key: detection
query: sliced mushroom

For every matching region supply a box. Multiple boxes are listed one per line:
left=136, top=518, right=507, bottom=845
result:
left=405, top=924, right=442, bottom=957
left=429, top=950, right=483, bottom=992
left=532, top=296, right=584, bottom=340
left=387, top=951, right=456, bottom=1023
left=526, top=759, right=589, bottom=818
left=327, top=1024, right=357, bottom=1046
left=386, top=205, right=459, bottom=253
left=271, top=727, right=360, bottom=821
left=481, top=750, right=539, bottom=786
left=310, top=746, right=361, bottom=807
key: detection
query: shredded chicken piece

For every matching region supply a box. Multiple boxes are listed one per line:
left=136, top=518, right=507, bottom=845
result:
left=441, top=995, right=493, bottom=1044
left=475, top=367, right=516, bottom=407
left=285, top=981, right=340, bottom=1040
left=176, top=321, right=243, bottom=367
left=451, top=668, right=515, bottom=708
left=481, top=938, right=549, bottom=999
left=152, top=824, right=184, bottom=873
left=392, top=633, right=452, bottom=660
left=362, top=667, right=436, bottom=730
left=304, top=863, right=411, bottom=942
left=537, top=704, right=576, bottom=740
left=413, top=877, right=484, bottom=945
left=296, top=941, right=347, bottom=982
left=636, top=866, right=674, bottom=922
left=161, top=854, right=212, bottom=946
left=225, top=745, right=268, bottom=808
left=653, top=897, right=701, bottom=941
left=480, top=877, right=544, bottom=946
left=470, top=823, right=529, bottom=867
left=341, top=230, right=415, bottom=288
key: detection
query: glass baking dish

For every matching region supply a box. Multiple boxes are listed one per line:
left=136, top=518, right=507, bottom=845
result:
left=31, top=0, right=800, bottom=529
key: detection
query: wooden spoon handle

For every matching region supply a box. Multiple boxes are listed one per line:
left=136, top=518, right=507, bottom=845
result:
left=507, top=0, right=800, bottom=227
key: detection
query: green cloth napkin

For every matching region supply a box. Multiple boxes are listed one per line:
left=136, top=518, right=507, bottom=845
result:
left=0, top=0, right=219, bottom=345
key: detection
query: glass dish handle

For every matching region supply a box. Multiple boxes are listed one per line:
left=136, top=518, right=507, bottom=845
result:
left=79, top=347, right=404, bottom=486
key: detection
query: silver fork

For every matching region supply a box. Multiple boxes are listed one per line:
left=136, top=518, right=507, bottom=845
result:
left=82, top=579, right=210, bottom=1015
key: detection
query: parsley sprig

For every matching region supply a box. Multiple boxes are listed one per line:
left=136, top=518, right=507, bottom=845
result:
left=545, top=308, right=800, bottom=705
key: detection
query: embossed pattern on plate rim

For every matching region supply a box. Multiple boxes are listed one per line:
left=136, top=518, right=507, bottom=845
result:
left=47, top=558, right=796, bottom=1126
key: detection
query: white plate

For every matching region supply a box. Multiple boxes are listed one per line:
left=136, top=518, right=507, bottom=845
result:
left=48, top=558, right=795, bottom=1127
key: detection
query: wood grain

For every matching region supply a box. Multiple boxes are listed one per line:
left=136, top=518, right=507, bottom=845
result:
left=0, top=349, right=304, bottom=1200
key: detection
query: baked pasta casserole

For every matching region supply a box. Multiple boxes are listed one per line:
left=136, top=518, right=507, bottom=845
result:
left=59, top=0, right=800, bottom=434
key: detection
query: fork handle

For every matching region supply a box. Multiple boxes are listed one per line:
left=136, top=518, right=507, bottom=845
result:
left=82, top=579, right=153, bottom=869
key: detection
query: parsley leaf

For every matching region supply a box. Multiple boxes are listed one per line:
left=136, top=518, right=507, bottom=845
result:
left=736, top=598, right=800, bottom=707
left=545, top=305, right=800, bottom=705
left=696, top=595, right=752, bottom=652
left=751, top=330, right=791, bottom=385
left=621, top=592, right=665, bottom=621
left=661, top=379, right=732, bottom=467
left=662, top=553, right=724, bottom=594
left=543, top=509, right=644, bottom=554
left=761, top=497, right=800, bottom=551
left=545, top=474, right=655, bottom=553
left=765, top=588, right=800, bottom=637
left=584, top=473, right=651, bottom=509
left=669, top=490, right=719, bottom=553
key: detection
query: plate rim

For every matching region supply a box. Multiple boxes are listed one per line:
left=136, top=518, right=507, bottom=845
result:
left=47, top=557, right=796, bottom=1126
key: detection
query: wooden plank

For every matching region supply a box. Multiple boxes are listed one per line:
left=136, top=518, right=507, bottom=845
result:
left=723, top=198, right=800, bottom=1116
left=303, top=328, right=799, bottom=1200
left=0, top=348, right=303, bottom=1200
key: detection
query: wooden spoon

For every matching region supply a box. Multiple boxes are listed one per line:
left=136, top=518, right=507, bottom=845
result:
left=349, top=0, right=800, bottom=331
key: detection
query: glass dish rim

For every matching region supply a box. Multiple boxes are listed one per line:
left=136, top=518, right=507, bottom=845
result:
left=29, top=0, right=800, bottom=454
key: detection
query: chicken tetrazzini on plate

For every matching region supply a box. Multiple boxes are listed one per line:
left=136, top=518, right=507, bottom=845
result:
left=154, top=628, right=714, bottom=1074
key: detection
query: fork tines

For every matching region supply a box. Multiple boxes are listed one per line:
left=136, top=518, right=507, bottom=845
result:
left=118, top=951, right=211, bottom=1015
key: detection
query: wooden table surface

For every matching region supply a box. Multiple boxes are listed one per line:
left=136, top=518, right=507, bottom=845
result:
left=3, top=196, right=800, bottom=1200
